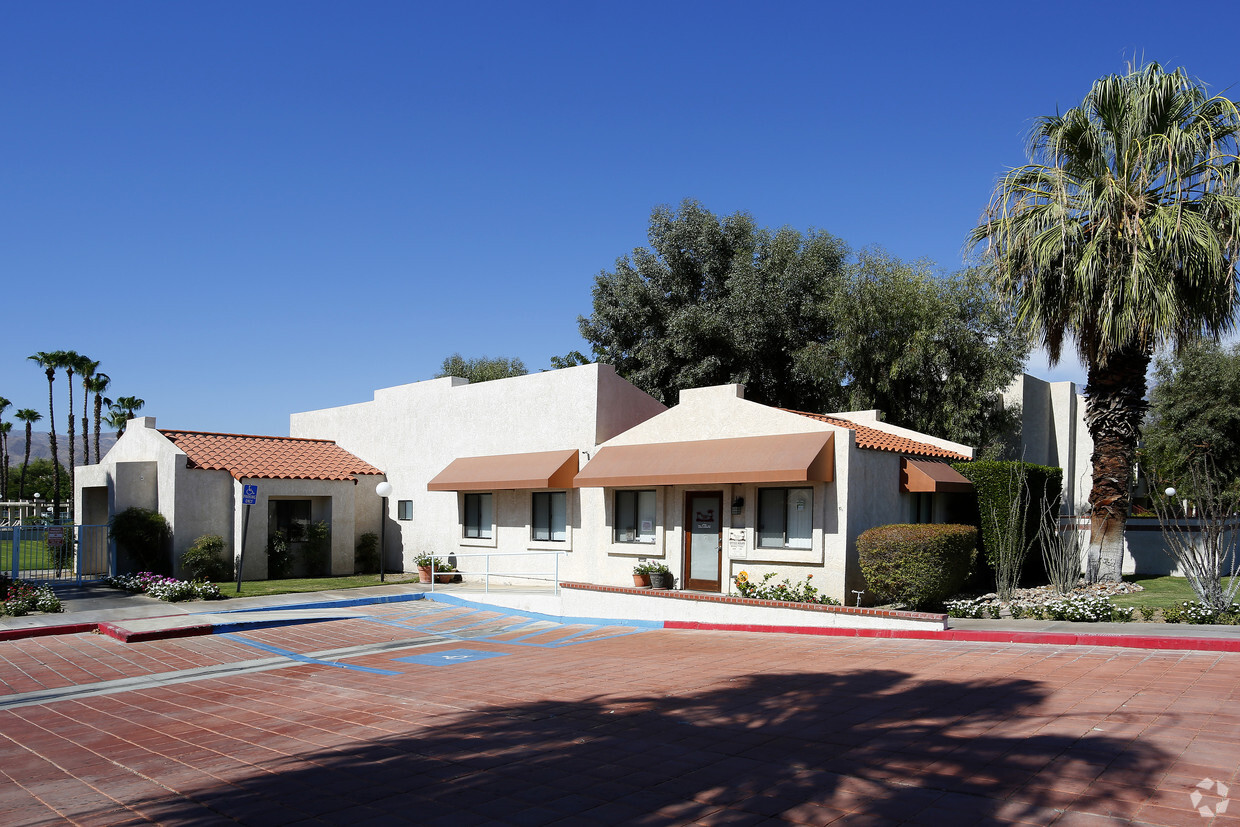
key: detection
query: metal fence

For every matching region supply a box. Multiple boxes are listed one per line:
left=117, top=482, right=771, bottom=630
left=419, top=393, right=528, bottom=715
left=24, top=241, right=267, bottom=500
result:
left=2, top=524, right=112, bottom=583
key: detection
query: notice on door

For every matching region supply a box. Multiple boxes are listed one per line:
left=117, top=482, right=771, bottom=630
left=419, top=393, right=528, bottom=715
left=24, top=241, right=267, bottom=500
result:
left=727, top=528, right=747, bottom=559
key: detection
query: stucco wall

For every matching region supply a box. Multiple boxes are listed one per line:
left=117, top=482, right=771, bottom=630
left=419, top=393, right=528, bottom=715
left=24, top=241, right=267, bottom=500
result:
left=290, top=363, right=665, bottom=575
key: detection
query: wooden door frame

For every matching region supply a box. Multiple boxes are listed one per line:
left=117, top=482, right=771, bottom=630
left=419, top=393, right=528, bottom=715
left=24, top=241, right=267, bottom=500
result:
left=683, top=490, right=723, bottom=592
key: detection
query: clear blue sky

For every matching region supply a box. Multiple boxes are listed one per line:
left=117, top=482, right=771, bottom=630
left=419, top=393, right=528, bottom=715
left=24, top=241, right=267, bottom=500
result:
left=3, top=1, right=1238, bottom=437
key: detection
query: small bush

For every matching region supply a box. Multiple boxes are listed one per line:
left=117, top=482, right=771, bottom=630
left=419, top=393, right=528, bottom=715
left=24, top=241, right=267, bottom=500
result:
left=109, top=507, right=172, bottom=574
left=305, top=520, right=331, bottom=576
left=355, top=532, right=380, bottom=574
left=857, top=524, right=977, bottom=610
left=182, top=534, right=231, bottom=582
left=733, top=571, right=840, bottom=605
left=267, top=530, right=293, bottom=579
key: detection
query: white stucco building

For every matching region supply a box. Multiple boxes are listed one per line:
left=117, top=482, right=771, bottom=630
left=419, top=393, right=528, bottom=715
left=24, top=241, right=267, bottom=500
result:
left=75, top=418, right=386, bottom=579
left=292, top=364, right=975, bottom=601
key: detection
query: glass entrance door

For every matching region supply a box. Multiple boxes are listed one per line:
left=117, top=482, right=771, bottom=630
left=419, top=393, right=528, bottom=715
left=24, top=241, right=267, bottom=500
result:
left=684, top=492, right=723, bottom=591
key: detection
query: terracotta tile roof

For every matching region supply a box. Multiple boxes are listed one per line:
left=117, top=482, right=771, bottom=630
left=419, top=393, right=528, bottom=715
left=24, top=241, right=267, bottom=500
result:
left=160, top=430, right=384, bottom=481
left=781, top=410, right=971, bottom=461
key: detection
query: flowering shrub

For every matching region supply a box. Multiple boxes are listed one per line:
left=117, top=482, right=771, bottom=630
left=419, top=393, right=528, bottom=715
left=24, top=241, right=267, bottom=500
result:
left=104, top=572, right=225, bottom=602
left=2, top=582, right=63, bottom=616
left=1161, top=601, right=1240, bottom=624
left=734, top=571, right=840, bottom=605
left=947, top=592, right=1132, bottom=622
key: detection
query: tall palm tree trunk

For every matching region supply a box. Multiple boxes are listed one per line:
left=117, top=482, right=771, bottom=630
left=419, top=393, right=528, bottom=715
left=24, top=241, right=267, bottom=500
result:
left=20, top=421, right=33, bottom=501
left=46, top=371, right=60, bottom=519
left=66, top=369, right=75, bottom=511
left=1084, top=345, right=1151, bottom=582
left=93, top=393, right=104, bottom=463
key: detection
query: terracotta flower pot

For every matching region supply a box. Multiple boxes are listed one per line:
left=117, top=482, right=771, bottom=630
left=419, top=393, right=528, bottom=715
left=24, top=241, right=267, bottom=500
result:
left=417, top=566, right=433, bottom=584
left=633, top=573, right=651, bottom=588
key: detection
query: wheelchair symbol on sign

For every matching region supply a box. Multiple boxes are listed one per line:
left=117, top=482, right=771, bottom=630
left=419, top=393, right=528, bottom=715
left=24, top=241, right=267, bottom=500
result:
left=243, top=485, right=258, bottom=505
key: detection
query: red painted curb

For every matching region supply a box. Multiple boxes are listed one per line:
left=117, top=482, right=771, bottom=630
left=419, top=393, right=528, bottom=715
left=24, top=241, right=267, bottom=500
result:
left=0, top=623, right=98, bottom=641
left=96, top=622, right=215, bottom=643
left=664, top=621, right=1240, bottom=653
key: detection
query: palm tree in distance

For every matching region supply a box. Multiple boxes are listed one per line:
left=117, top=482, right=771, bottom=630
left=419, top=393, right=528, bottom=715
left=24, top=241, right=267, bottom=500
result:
left=105, top=408, right=129, bottom=441
left=61, top=350, right=81, bottom=510
left=0, top=397, right=10, bottom=500
left=28, top=351, right=67, bottom=518
left=972, top=63, right=1240, bottom=582
left=15, top=409, right=41, bottom=500
left=0, top=421, right=10, bottom=501
left=84, top=372, right=111, bottom=463
left=78, top=357, right=99, bottom=465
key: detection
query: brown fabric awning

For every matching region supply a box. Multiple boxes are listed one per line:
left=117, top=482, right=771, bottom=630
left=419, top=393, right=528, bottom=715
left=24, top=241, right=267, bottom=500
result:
left=573, top=432, right=834, bottom=488
left=427, top=449, right=579, bottom=491
left=901, top=457, right=973, bottom=493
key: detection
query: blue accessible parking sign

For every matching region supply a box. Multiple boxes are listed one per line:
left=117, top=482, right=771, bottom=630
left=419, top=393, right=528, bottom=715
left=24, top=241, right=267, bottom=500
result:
left=242, top=485, right=258, bottom=505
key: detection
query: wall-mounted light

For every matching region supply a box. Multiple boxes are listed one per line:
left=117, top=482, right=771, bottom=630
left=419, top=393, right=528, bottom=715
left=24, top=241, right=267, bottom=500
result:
left=731, top=496, right=744, bottom=515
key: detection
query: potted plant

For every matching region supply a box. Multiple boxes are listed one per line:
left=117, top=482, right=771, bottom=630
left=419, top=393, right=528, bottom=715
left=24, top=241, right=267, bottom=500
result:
left=647, top=562, right=673, bottom=590
left=632, top=562, right=654, bottom=588
left=414, top=552, right=444, bottom=584
left=434, top=560, right=457, bottom=584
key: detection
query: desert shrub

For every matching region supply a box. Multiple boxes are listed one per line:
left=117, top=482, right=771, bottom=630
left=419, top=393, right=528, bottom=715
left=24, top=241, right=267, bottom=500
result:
left=857, top=524, right=977, bottom=610
left=355, top=532, right=380, bottom=574
left=109, top=507, right=172, bottom=574
left=182, top=534, right=231, bottom=582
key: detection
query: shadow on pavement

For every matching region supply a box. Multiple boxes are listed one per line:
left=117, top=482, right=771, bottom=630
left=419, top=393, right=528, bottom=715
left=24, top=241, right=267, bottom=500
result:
left=69, top=667, right=1169, bottom=824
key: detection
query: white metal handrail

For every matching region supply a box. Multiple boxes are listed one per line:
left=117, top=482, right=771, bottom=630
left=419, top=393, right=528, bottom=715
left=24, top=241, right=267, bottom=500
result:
left=427, top=549, right=567, bottom=594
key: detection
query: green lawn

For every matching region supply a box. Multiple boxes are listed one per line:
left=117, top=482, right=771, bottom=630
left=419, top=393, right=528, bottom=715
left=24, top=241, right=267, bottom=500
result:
left=1, top=540, right=69, bottom=572
left=1110, top=574, right=1239, bottom=609
left=213, top=572, right=421, bottom=599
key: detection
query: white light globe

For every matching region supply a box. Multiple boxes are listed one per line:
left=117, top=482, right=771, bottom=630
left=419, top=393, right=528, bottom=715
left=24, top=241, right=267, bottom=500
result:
left=1164, top=487, right=1176, bottom=497
left=375, top=482, right=393, bottom=498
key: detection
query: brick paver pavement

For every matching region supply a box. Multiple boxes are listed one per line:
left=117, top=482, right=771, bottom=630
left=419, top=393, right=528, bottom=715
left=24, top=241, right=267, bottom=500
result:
left=1, top=604, right=1238, bottom=826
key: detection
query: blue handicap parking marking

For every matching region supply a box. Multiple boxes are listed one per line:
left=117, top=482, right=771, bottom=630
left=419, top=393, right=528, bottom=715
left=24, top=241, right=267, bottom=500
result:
left=394, top=648, right=509, bottom=666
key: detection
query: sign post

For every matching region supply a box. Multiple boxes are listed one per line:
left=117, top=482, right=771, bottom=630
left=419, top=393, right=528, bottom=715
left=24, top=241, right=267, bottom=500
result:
left=236, top=483, right=258, bottom=594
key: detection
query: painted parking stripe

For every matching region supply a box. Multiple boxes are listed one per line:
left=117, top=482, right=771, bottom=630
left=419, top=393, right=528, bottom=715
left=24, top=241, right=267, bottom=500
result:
left=220, top=633, right=401, bottom=675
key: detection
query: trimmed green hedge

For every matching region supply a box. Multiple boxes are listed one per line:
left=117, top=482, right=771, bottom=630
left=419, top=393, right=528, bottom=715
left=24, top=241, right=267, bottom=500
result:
left=857, top=524, right=977, bottom=610
left=951, top=460, right=1063, bottom=582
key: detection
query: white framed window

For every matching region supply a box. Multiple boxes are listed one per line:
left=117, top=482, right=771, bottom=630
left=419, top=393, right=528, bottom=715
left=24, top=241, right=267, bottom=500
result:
left=615, top=490, right=656, bottom=543
left=532, top=491, right=567, bottom=542
left=463, top=492, right=493, bottom=539
left=397, top=500, right=413, bottom=521
left=757, top=487, right=812, bottom=549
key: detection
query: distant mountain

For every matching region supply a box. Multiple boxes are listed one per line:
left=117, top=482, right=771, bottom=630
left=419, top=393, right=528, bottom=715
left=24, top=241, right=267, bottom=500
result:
left=6, top=432, right=119, bottom=466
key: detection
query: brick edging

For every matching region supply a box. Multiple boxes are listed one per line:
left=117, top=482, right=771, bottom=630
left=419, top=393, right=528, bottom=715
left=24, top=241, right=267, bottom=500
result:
left=665, top=621, right=1240, bottom=652
left=559, top=581, right=947, bottom=622
left=0, top=623, right=99, bottom=642
left=96, top=622, right=215, bottom=643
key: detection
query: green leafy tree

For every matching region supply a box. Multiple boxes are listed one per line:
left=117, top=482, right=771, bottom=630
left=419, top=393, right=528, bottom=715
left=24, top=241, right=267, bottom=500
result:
left=6, top=458, right=71, bottom=504
left=1144, top=342, right=1240, bottom=495
left=971, top=63, right=1240, bottom=582
left=436, top=354, right=528, bottom=384
left=579, top=198, right=849, bottom=409
left=15, top=408, right=41, bottom=499
left=548, top=351, right=590, bottom=370
left=799, top=249, right=1027, bottom=449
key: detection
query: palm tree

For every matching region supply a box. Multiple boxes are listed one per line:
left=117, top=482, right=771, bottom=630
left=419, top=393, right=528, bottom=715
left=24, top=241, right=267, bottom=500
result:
left=0, top=421, right=10, bottom=502
left=60, top=350, right=81, bottom=509
left=114, top=396, right=145, bottom=422
left=15, top=409, right=41, bottom=500
left=105, top=407, right=130, bottom=441
left=28, top=351, right=67, bottom=518
left=0, top=396, right=10, bottom=500
left=972, top=63, right=1240, bottom=582
left=78, top=357, right=99, bottom=465
left=84, top=372, right=111, bottom=463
